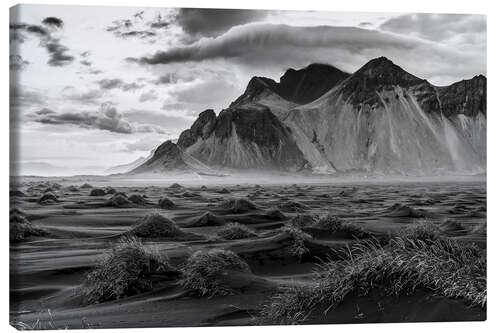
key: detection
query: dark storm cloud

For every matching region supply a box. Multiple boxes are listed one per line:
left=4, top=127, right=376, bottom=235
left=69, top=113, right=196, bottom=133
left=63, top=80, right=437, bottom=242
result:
left=176, top=8, right=268, bottom=37
left=128, top=24, right=417, bottom=65
left=29, top=103, right=165, bottom=134
left=128, top=23, right=485, bottom=83
left=42, top=17, right=64, bottom=28
left=379, top=14, right=486, bottom=43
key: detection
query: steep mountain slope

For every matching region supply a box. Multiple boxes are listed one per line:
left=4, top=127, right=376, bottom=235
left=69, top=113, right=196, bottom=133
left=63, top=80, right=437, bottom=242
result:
left=133, top=57, right=486, bottom=175
left=106, top=152, right=153, bottom=174
left=283, top=57, right=486, bottom=174
left=231, top=63, right=349, bottom=107
left=129, top=140, right=217, bottom=174
left=182, top=104, right=309, bottom=171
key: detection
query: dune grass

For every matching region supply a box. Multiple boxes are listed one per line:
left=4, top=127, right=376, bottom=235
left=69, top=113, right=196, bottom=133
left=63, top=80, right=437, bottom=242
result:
left=10, top=213, right=46, bottom=242
left=217, top=222, right=257, bottom=240
left=218, top=198, right=257, bottom=213
left=180, top=249, right=250, bottom=297
left=80, top=236, right=170, bottom=304
left=127, top=212, right=183, bottom=238
left=312, top=214, right=371, bottom=238
left=279, top=225, right=313, bottom=259
left=258, top=229, right=486, bottom=324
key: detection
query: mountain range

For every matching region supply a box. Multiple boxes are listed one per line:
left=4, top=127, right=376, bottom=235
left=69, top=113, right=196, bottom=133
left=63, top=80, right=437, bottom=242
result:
left=128, top=57, right=486, bottom=176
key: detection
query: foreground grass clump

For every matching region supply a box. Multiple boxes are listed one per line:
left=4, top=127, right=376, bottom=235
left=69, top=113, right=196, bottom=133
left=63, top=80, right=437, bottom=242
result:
left=158, top=197, right=176, bottom=209
left=81, top=236, right=170, bottom=303
left=180, top=249, right=250, bottom=297
left=217, top=222, right=257, bottom=240
left=258, top=234, right=486, bottom=324
left=314, top=214, right=371, bottom=238
left=90, top=188, right=106, bottom=196
left=106, top=192, right=132, bottom=207
left=128, top=213, right=182, bottom=238
left=394, top=220, right=442, bottom=241
left=279, top=225, right=313, bottom=259
left=10, top=213, right=46, bottom=242
left=290, top=214, right=317, bottom=228
left=38, top=192, right=58, bottom=204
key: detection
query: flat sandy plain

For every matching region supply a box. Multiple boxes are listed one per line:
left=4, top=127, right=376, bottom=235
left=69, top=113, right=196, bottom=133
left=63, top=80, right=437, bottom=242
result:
left=9, top=175, right=486, bottom=329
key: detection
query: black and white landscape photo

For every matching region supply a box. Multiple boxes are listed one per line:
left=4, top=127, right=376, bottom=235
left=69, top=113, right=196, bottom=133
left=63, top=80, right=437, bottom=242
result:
left=9, top=4, right=486, bottom=329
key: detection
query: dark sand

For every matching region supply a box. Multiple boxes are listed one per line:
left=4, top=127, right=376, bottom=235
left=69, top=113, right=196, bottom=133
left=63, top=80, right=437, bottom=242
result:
left=10, top=177, right=486, bottom=328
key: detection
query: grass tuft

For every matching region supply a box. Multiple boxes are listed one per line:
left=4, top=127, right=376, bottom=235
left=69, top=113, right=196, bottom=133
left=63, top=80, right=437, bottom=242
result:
left=127, top=213, right=182, bottom=238
left=10, top=213, right=46, bottom=242
left=279, top=225, right=313, bottom=259
left=218, top=198, right=257, bottom=213
left=180, top=249, right=250, bottom=297
left=258, top=235, right=486, bottom=324
left=217, top=222, right=257, bottom=240
left=80, top=236, right=170, bottom=304
left=314, top=214, right=371, bottom=238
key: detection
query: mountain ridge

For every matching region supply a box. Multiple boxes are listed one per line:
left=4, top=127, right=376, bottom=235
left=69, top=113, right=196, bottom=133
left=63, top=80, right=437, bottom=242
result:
left=129, top=57, right=486, bottom=176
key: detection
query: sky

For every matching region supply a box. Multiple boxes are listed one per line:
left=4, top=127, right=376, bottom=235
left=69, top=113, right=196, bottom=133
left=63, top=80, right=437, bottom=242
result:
left=9, top=5, right=486, bottom=176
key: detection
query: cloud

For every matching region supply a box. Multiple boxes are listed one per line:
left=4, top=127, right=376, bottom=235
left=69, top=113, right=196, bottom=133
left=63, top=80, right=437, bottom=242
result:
left=35, top=108, right=55, bottom=115
left=122, top=82, right=144, bottom=91
left=122, top=136, right=165, bottom=153
left=10, top=55, right=30, bottom=71
left=62, top=87, right=104, bottom=105
left=10, top=18, right=74, bottom=67
left=128, top=23, right=485, bottom=84
left=29, top=103, right=164, bottom=134
left=97, top=78, right=124, bottom=90
left=45, top=39, right=75, bottom=66
left=139, top=90, right=158, bottom=102
left=10, top=84, right=44, bottom=108
left=379, top=14, right=486, bottom=44
left=42, top=17, right=64, bottom=28
left=176, top=8, right=268, bottom=38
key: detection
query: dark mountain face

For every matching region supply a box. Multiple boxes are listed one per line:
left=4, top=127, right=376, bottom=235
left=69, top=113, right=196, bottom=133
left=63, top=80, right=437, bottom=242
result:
left=339, top=56, right=425, bottom=108
left=133, top=57, right=486, bottom=175
left=177, top=109, right=216, bottom=149
left=182, top=104, right=309, bottom=171
left=130, top=140, right=189, bottom=173
left=231, top=63, right=349, bottom=107
left=276, top=63, right=350, bottom=104
left=437, top=75, right=486, bottom=117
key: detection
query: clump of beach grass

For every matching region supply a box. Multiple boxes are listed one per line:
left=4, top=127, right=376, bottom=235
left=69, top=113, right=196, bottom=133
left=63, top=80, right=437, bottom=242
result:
left=314, top=214, right=371, bottom=238
left=10, top=213, right=46, bottom=242
left=80, top=236, right=170, bottom=304
left=257, top=234, right=486, bottom=324
left=180, top=249, right=250, bottom=297
left=279, top=225, right=313, bottom=259
left=217, top=222, right=257, bottom=240
left=127, top=213, right=182, bottom=238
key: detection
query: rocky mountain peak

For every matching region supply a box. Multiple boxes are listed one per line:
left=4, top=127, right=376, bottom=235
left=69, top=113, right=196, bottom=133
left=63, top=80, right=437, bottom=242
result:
left=339, top=57, right=424, bottom=108
left=177, top=109, right=217, bottom=149
left=231, top=63, right=350, bottom=107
